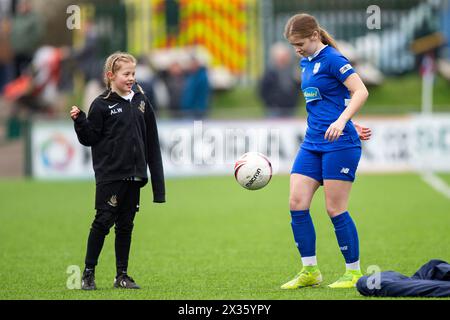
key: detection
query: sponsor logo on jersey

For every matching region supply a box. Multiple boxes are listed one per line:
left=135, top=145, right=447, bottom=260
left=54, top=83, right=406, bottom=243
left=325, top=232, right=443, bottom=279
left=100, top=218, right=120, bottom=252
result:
left=339, top=64, right=353, bottom=75
left=303, top=87, right=323, bottom=103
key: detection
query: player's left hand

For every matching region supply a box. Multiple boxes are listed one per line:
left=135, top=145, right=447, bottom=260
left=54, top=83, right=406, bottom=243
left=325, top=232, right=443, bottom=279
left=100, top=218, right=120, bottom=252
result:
left=325, top=119, right=346, bottom=142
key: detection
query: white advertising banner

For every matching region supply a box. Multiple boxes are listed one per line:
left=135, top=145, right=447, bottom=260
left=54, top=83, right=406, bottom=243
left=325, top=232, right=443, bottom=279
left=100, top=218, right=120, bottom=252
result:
left=31, top=121, right=94, bottom=179
left=30, top=115, right=450, bottom=179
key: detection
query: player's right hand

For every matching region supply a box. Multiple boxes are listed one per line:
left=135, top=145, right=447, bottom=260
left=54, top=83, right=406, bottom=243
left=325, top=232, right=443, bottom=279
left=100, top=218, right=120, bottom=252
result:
left=354, top=122, right=372, bottom=141
left=70, top=106, right=81, bottom=120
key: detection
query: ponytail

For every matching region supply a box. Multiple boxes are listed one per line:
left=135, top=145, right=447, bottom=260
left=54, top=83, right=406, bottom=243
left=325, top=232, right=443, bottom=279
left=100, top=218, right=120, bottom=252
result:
left=319, top=28, right=338, bottom=50
left=135, top=82, right=145, bottom=95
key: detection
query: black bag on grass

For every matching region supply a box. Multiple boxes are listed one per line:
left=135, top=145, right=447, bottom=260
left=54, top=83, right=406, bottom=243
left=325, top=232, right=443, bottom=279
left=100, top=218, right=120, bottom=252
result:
left=357, top=259, right=450, bottom=297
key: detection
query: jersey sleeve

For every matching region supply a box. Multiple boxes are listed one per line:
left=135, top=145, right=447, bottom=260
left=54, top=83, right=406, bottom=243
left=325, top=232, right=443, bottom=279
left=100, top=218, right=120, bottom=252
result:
left=329, top=54, right=355, bottom=83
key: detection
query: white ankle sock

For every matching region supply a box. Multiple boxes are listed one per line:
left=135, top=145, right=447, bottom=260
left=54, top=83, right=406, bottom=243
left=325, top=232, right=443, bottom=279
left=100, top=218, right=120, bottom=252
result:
left=302, top=256, right=318, bottom=267
left=346, top=260, right=360, bottom=271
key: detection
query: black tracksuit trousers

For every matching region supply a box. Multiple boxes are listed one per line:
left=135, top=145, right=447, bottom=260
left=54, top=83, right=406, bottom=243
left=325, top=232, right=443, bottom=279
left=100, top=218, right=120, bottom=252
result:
left=84, top=180, right=142, bottom=275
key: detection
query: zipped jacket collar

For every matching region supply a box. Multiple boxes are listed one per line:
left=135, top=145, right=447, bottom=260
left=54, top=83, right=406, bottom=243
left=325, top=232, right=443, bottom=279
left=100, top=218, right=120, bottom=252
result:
left=99, top=88, right=142, bottom=102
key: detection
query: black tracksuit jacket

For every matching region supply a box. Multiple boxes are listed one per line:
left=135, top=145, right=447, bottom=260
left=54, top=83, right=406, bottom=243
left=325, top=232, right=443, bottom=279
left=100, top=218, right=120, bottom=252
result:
left=73, top=89, right=165, bottom=203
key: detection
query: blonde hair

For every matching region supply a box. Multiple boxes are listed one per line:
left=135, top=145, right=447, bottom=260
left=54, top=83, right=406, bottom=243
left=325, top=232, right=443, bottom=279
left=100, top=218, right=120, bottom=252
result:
left=103, top=51, right=144, bottom=99
left=284, top=13, right=338, bottom=50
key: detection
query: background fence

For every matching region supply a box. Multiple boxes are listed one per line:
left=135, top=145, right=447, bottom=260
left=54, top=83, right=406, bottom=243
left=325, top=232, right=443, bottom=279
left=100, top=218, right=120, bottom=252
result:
left=262, top=0, right=449, bottom=75
left=74, top=0, right=450, bottom=82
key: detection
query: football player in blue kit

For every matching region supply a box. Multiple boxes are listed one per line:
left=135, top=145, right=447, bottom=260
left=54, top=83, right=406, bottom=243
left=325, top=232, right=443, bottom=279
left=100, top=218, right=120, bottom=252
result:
left=281, top=13, right=372, bottom=289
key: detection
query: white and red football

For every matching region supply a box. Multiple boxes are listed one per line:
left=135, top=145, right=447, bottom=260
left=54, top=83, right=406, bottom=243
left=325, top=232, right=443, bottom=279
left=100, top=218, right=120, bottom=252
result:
left=234, top=152, right=272, bottom=190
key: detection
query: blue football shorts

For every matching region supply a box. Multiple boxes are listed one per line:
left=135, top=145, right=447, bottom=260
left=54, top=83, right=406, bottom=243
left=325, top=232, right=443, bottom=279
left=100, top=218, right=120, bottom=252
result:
left=291, top=146, right=362, bottom=184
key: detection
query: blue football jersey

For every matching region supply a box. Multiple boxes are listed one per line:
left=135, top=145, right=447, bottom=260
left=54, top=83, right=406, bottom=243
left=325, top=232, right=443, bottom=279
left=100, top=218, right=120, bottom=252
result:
left=300, top=45, right=361, bottom=151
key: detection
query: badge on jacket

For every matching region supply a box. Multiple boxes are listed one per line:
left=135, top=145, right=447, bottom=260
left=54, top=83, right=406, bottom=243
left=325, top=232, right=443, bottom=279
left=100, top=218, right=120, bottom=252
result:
left=139, top=101, right=145, bottom=113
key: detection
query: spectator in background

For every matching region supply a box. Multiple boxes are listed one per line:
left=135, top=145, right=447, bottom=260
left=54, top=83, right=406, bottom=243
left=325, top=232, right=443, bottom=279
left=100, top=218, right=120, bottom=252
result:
left=30, top=46, right=64, bottom=113
left=163, top=61, right=185, bottom=118
left=442, top=0, right=450, bottom=61
left=180, top=55, right=210, bottom=119
left=3, top=45, right=65, bottom=139
left=10, top=0, right=44, bottom=78
left=69, top=19, right=103, bottom=114
left=0, top=0, right=13, bottom=92
left=135, top=55, right=158, bottom=112
left=71, top=19, right=103, bottom=83
left=259, top=42, right=300, bottom=118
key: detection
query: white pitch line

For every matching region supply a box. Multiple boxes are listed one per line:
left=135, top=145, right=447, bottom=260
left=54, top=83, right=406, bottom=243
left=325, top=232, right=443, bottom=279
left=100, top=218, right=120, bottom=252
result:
left=420, top=171, right=450, bottom=200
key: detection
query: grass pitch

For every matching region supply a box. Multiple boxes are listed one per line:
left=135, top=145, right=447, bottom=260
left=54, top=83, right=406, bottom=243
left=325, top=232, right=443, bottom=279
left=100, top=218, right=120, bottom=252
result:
left=0, top=174, right=449, bottom=300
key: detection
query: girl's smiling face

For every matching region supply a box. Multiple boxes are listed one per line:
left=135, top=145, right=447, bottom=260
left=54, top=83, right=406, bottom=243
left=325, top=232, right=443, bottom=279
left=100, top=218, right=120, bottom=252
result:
left=108, top=61, right=136, bottom=96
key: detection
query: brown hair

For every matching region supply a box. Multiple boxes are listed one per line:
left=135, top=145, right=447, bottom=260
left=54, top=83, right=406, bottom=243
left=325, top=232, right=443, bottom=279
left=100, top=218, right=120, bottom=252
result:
left=284, top=13, right=338, bottom=50
left=103, top=51, right=144, bottom=99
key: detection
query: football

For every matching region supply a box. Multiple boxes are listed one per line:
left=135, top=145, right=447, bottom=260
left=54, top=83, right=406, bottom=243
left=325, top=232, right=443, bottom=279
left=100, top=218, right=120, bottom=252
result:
left=234, top=152, right=272, bottom=190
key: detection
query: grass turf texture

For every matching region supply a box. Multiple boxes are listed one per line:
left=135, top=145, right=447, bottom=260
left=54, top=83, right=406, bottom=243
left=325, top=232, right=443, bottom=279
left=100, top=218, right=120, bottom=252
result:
left=0, top=174, right=449, bottom=300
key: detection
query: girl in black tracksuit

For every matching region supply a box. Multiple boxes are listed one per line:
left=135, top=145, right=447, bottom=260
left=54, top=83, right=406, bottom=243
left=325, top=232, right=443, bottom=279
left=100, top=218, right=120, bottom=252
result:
left=70, top=52, right=165, bottom=290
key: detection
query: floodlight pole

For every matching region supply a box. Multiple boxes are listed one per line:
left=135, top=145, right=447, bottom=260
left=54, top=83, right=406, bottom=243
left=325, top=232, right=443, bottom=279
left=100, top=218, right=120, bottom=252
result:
left=260, top=0, right=274, bottom=69
left=411, top=31, right=444, bottom=116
